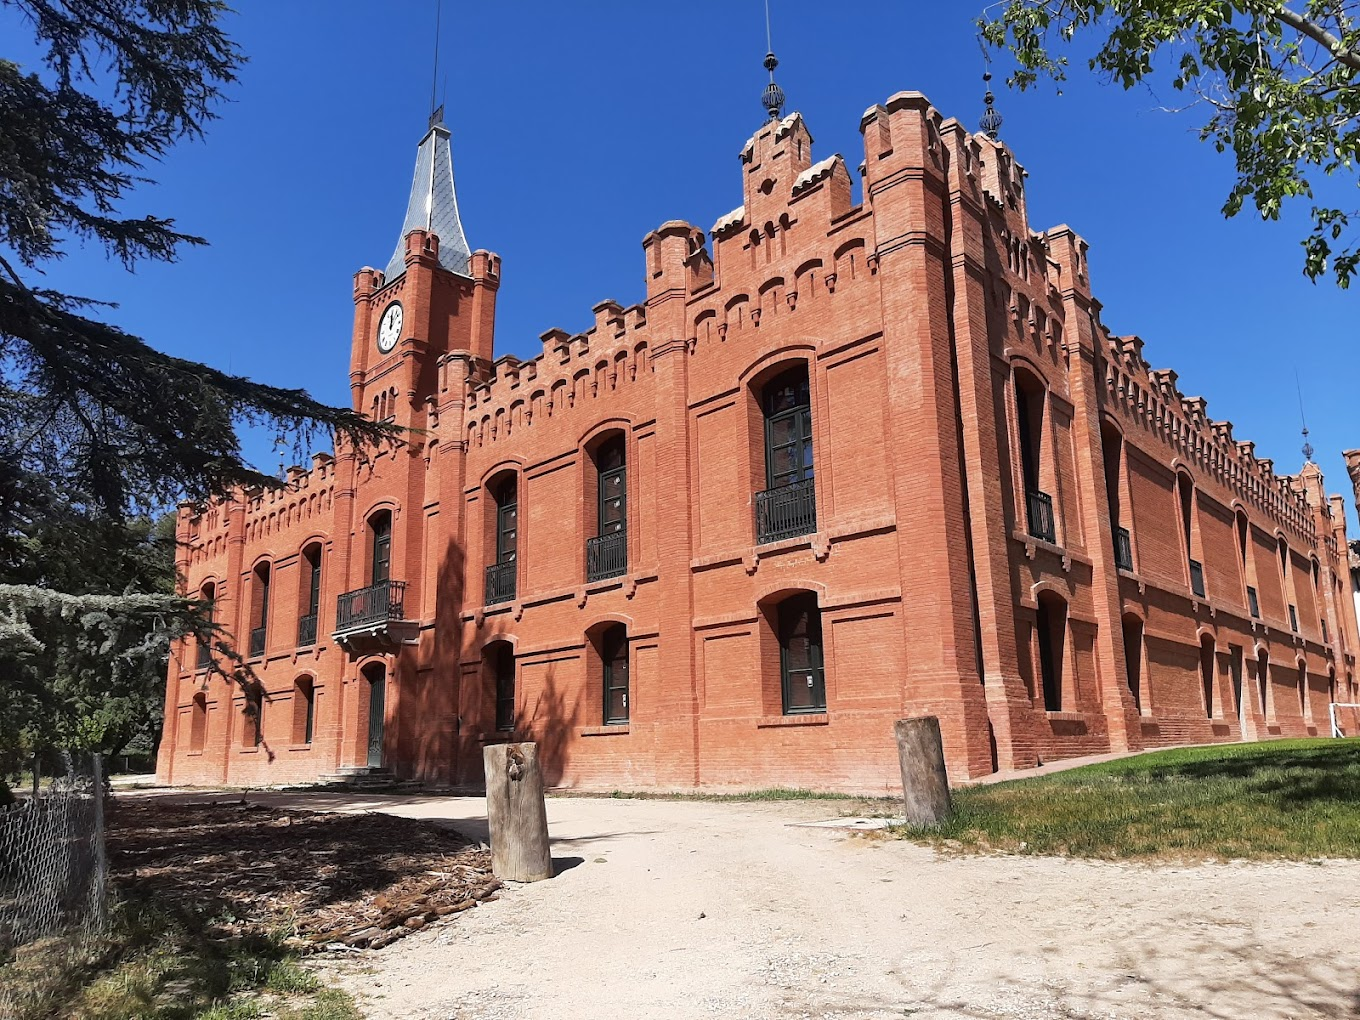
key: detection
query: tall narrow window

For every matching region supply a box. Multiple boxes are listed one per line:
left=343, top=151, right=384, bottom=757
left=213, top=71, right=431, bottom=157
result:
left=197, top=581, right=215, bottom=669
left=601, top=624, right=629, bottom=725
left=492, top=642, right=516, bottom=732
left=1103, top=425, right=1132, bottom=570
left=293, top=677, right=315, bottom=745
left=1122, top=615, right=1143, bottom=713
left=299, top=545, right=321, bottom=646
left=1036, top=593, right=1066, bottom=712
left=756, top=366, right=816, bottom=544
left=1257, top=649, right=1270, bottom=718
left=777, top=593, right=825, bottom=714
left=587, top=437, right=627, bottom=581
left=244, top=684, right=263, bottom=747
left=250, top=564, right=270, bottom=658
left=370, top=512, right=392, bottom=586
left=1298, top=663, right=1309, bottom=721
left=1179, top=474, right=1204, bottom=597
left=486, top=477, right=518, bottom=604
left=1199, top=636, right=1215, bottom=719
left=1228, top=645, right=1244, bottom=727
left=190, top=693, right=207, bottom=752
left=1015, top=372, right=1054, bottom=543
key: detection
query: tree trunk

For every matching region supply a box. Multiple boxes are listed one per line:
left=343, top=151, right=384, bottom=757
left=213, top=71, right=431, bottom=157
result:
left=482, top=742, right=552, bottom=882
left=895, top=716, right=952, bottom=828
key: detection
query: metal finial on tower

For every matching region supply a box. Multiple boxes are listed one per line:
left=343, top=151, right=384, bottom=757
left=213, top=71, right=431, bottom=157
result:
left=980, top=70, right=1003, bottom=139
left=429, top=0, right=443, bottom=128
left=761, top=0, right=785, bottom=120
left=1296, top=371, right=1315, bottom=463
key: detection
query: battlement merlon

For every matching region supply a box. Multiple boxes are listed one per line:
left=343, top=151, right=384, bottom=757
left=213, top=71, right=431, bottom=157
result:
left=741, top=111, right=815, bottom=227
left=642, top=220, right=709, bottom=312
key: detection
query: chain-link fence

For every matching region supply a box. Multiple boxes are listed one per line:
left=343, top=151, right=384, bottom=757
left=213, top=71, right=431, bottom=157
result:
left=0, top=753, right=108, bottom=951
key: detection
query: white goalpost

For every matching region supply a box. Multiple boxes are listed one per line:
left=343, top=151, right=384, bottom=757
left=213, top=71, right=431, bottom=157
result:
left=1328, top=703, right=1360, bottom=739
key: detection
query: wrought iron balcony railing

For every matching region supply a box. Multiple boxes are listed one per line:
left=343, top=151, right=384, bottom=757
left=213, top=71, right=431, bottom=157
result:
left=1189, top=559, right=1206, bottom=598
left=1026, top=489, right=1056, bottom=544
left=485, top=561, right=517, bottom=605
left=1114, top=526, right=1133, bottom=571
left=755, top=478, right=817, bottom=545
left=248, top=626, right=266, bottom=659
left=586, top=529, right=627, bottom=582
left=335, top=579, right=407, bottom=632
left=297, top=613, right=318, bottom=647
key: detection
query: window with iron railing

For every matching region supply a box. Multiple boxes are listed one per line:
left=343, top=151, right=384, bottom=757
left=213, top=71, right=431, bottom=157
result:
left=249, top=626, right=266, bottom=659
left=756, top=478, right=817, bottom=545
left=588, top=439, right=627, bottom=581
left=1189, top=559, right=1206, bottom=598
left=297, top=613, right=318, bottom=647
left=486, top=479, right=518, bottom=604
left=1026, top=489, right=1056, bottom=544
left=587, top=529, right=627, bottom=582
left=1114, top=527, right=1133, bottom=571
left=335, top=579, right=407, bottom=632
left=758, top=367, right=816, bottom=545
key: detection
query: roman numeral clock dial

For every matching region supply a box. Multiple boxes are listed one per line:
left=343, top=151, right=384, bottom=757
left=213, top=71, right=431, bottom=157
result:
left=376, top=301, right=403, bottom=354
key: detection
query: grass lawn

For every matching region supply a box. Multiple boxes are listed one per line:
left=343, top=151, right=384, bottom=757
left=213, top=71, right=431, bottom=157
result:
left=899, top=738, right=1360, bottom=860
left=0, top=900, right=360, bottom=1020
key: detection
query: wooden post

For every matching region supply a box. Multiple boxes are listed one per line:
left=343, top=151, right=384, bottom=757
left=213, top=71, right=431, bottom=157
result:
left=894, top=716, right=952, bottom=828
left=482, top=742, right=552, bottom=882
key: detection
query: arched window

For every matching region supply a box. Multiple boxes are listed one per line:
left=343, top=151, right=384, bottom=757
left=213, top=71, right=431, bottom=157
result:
left=601, top=624, right=629, bottom=724
left=1199, top=635, right=1216, bottom=719
left=196, top=581, right=215, bottom=670
left=1236, top=510, right=1259, bottom=618
left=292, top=677, right=315, bottom=745
left=250, top=564, right=270, bottom=658
left=1256, top=649, right=1271, bottom=719
left=299, top=544, right=321, bottom=646
left=243, top=683, right=264, bottom=747
left=776, top=592, right=825, bottom=714
left=756, top=365, right=816, bottom=544
left=1178, top=473, right=1204, bottom=597
left=190, top=692, right=207, bottom=752
left=488, top=642, right=516, bottom=732
left=486, top=476, right=518, bottom=604
left=587, top=435, right=627, bottom=581
left=362, top=662, right=386, bottom=768
left=1121, top=614, right=1144, bottom=713
left=369, top=511, right=391, bottom=586
left=1014, top=369, right=1054, bottom=542
left=1035, top=592, right=1067, bottom=712
left=1102, top=423, right=1131, bottom=570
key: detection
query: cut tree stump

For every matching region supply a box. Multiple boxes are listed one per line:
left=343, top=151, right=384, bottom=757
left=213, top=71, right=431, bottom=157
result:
left=483, top=742, right=553, bottom=882
left=894, top=716, right=952, bottom=828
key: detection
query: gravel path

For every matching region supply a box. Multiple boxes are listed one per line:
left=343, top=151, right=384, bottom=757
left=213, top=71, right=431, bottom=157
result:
left=232, top=792, right=1358, bottom=1019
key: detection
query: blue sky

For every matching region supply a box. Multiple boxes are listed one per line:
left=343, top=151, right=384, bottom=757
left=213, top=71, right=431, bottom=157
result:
left=5, top=2, right=1357, bottom=525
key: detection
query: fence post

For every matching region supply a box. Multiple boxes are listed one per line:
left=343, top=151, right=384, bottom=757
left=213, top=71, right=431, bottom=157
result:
left=91, top=752, right=108, bottom=929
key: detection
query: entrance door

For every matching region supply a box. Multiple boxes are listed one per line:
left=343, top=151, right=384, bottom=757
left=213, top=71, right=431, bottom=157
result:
left=366, top=669, right=386, bottom=767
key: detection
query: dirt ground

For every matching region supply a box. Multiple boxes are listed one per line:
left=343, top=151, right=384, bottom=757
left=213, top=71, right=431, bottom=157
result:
left=153, top=791, right=1360, bottom=1019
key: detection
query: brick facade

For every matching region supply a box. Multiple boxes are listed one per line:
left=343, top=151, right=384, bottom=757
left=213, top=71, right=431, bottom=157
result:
left=156, top=92, right=1360, bottom=792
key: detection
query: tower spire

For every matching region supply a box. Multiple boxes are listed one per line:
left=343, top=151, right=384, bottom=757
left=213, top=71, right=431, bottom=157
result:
left=429, top=0, right=442, bottom=127
left=760, top=0, right=785, bottom=121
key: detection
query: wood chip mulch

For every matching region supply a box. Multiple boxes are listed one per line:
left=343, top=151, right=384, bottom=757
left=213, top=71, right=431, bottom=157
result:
left=107, top=799, right=501, bottom=951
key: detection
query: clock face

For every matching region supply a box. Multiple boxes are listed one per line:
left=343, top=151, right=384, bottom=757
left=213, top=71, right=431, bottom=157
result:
left=376, top=301, right=403, bottom=353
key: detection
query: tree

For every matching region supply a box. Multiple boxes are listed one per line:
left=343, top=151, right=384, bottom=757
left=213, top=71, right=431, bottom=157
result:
left=981, top=1, right=1360, bottom=287
left=0, top=1, right=394, bottom=786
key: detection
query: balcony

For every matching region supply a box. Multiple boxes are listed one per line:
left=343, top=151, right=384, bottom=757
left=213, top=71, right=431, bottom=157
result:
left=755, top=478, right=817, bottom=545
left=1114, top=527, right=1133, bottom=571
left=333, top=579, right=413, bottom=653
left=1247, top=585, right=1260, bottom=619
left=297, top=613, right=318, bottom=648
left=586, top=529, right=627, bottom=582
left=248, top=627, right=266, bottom=659
left=1189, top=559, right=1206, bottom=598
left=1025, top=489, right=1056, bottom=544
left=485, top=561, right=516, bottom=606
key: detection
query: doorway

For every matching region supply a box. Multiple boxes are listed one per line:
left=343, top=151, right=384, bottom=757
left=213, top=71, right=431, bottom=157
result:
left=364, top=664, right=386, bottom=768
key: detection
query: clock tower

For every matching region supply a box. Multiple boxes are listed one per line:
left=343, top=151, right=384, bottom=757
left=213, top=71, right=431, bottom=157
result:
left=349, top=106, right=499, bottom=430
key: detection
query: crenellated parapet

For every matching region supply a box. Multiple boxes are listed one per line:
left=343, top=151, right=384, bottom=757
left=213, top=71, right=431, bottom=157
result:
left=1100, top=330, right=1315, bottom=541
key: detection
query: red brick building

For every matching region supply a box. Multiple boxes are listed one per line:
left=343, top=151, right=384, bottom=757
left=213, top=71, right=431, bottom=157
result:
left=156, top=90, right=1360, bottom=792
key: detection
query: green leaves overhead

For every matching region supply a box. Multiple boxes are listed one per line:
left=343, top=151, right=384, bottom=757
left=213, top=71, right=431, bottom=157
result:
left=981, top=1, right=1360, bottom=287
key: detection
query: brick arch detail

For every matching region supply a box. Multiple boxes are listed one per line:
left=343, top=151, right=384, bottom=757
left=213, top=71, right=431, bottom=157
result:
left=477, top=455, right=527, bottom=489
left=577, top=416, right=634, bottom=449
left=737, top=343, right=819, bottom=389
left=753, top=579, right=828, bottom=608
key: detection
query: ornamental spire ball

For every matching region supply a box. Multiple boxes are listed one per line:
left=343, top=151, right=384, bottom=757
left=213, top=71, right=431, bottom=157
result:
left=980, top=71, right=1003, bottom=139
left=762, top=51, right=785, bottom=120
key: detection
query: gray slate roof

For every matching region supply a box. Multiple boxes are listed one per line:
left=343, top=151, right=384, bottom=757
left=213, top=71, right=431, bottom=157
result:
left=384, top=117, right=472, bottom=281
